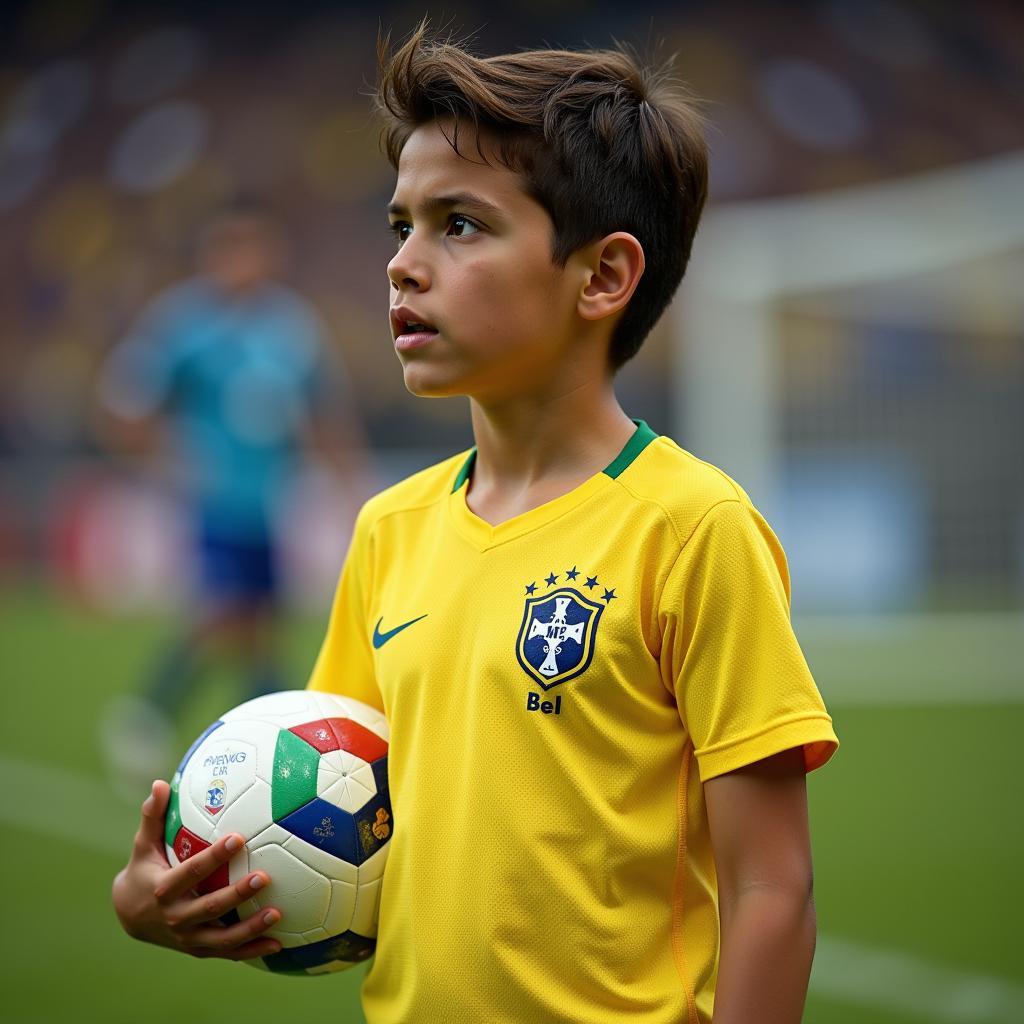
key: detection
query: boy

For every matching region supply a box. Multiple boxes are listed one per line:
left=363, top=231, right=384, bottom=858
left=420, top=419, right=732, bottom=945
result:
left=113, top=25, right=838, bottom=1024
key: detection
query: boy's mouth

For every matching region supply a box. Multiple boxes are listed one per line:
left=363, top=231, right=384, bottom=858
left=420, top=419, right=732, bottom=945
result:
left=391, top=306, right=440, bottom=349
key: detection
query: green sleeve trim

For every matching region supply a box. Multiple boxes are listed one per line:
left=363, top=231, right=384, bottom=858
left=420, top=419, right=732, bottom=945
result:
left=602, top=420, right=658, bottom=480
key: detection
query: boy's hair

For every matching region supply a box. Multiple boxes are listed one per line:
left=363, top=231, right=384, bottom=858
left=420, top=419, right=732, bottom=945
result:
left=377, top=22, right=708, bottom=370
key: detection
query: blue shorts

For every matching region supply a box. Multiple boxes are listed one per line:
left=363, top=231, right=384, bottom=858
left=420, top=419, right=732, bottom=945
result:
left=197, top=527, right=278, bottom=602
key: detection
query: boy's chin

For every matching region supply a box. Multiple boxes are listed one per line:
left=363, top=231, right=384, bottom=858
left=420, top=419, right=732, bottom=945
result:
left=401, top=365, right=466, bottom=399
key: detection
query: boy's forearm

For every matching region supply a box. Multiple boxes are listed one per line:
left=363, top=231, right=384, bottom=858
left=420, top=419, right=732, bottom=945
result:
left=711, top=884, right=817, bottom=1024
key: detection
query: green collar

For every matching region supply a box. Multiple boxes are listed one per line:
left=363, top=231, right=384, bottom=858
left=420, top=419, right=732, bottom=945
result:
left=451, top=419, right=657, bottom=493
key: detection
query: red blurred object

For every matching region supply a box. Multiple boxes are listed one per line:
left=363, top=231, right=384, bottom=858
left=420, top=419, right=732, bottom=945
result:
left=47, top=467, right=190, bottom=612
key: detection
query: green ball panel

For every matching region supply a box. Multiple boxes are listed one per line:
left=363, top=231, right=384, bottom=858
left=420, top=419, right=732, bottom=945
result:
left=164, top=775, right=182, bottom=848
left=271, top=728, right=320, bottom=821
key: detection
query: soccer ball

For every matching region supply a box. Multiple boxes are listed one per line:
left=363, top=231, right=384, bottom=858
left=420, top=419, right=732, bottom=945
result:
left=164, top=690, right=392, bottom=975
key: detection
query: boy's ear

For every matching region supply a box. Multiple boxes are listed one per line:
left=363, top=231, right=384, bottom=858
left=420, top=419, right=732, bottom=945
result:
left=577, top=232, right=646, bottom=323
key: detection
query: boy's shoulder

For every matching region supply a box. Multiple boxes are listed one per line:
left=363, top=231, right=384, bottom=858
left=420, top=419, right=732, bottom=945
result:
left=622, top=433, right=758, bottom=544
left=356, top=449, right=470, bottom=529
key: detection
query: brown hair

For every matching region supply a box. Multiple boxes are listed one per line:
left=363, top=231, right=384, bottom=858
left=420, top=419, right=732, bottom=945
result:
left=376, top=22, right=708, bottom=369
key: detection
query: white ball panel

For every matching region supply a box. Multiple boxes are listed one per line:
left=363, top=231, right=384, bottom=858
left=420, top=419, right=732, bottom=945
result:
left=280, top=832, right=359, bottom=884
left=309, top=691, right=356, bottom=720
left=205, top=720, right=284, bottom=786
left=349, top=876, right=382, bottom=938
left=221, top=690, right=312, bottom=723
left=348, top=761, right=377, bottom=795
left=324, top=878, right=357, bottom=935
left=273, top=709, right=329, bottom=731
left=302, top=926, right=330, bottom=943
left=243, top=692, right=331, bottom=733
left=226, top=845, right=251, bottom=887
left=317, top=750, right=376, bottom=813
left=317, top=748, right=370, bottom=785
left=186, top=738, right=257, bottom=826
left=236, top=894, right=259, bottom=924
left=357, top=843, right=389, bottom=885
left=247, top=822, right=293, bottom=852
left=268, top=927, right=306, bottom=948
left=320, top=772, right=376, bottom=815
left=211, top=776, right=272, bottom=841
left=247, top=844, right=331, bottom=933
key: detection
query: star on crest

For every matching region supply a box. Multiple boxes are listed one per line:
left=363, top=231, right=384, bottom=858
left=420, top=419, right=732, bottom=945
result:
left=524, top=567, right=617, bottom=604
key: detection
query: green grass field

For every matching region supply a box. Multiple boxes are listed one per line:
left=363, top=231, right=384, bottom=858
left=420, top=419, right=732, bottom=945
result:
left=2, top=587, right=1021, bottom=1023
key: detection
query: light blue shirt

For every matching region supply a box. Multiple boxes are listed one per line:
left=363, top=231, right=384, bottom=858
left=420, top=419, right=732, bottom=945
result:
left=103, top=278, right=333, bottom=539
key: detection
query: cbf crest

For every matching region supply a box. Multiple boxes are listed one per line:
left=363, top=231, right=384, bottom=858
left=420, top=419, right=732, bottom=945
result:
left=516, top=584, right=606, bottom=690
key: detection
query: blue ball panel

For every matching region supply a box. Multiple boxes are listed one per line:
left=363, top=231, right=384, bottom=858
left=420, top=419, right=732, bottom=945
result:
left=352, top=790, right=392, bottom=863
left=371, top=755, right=389, bottom=799
left=261, top=930, right=376, bottom=974
left=279, top=797, right=361, bottom=863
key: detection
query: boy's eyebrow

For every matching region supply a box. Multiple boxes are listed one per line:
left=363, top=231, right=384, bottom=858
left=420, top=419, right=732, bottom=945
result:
left=386, top=192, right=503, bottom=219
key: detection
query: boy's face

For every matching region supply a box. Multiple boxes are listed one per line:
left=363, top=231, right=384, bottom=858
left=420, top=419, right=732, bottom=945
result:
left=387, top=121, right=586, bottom=402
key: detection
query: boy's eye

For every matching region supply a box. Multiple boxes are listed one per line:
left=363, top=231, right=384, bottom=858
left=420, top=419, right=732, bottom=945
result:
left=389, top=222, right=412, bottom=245
left=448, top=215, right=479, bottom=238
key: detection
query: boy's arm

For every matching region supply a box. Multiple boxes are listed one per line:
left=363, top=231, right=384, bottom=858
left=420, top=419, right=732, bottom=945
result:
left=704, top=747, right=817, bottom=1024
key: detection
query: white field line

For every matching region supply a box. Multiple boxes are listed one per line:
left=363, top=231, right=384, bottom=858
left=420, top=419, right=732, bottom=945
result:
left=0, top=754, right=136, bottom=856
left=3, top=754, right=1023, bottom=1020
left=795, top=612, right=1024, bottom=707
left=812, top=935, right=1024, bottom=1023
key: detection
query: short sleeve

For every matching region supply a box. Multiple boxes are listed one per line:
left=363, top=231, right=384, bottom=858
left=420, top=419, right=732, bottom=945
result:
left=306, top=505, right=384, bottom=713
left=98, top=290, right=185, bottom=420
left=660, top=499, right=838, bottom=782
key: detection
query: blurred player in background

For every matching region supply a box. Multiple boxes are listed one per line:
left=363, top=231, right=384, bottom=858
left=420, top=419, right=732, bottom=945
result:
left=97, top=198, right=368, bottom=794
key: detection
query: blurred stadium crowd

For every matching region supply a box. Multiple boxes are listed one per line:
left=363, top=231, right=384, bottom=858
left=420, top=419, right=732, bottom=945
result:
left=1, top=0, right=1022, bottom=611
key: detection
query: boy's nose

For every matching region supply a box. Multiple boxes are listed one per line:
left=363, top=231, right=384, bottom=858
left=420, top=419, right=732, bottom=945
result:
left=387, top=248, right=430, bottom=291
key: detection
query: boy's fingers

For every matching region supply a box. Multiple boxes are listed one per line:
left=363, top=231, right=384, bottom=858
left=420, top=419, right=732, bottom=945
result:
left=172, top=872, right=271, bottom=926
left=154, top=832, right=245, bottom=903
left=188, top=907, right=281, bottom=952
left=133, top=780, right=170, bottom=854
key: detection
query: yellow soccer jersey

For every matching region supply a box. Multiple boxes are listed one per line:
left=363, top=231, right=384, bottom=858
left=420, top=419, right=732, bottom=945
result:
left=308, top=421, right=838, bottom=1024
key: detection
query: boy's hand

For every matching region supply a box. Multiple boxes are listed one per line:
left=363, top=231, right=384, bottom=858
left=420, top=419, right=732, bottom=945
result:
left=112, top=780, right=283, bottom=960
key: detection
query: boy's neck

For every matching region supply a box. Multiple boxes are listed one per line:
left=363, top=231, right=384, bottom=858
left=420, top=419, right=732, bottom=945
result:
left=464, top=379, right=636, bottom=526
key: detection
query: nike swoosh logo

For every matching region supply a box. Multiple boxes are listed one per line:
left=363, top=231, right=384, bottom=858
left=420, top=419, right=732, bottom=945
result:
left=372, top=614, right=428, bottom=649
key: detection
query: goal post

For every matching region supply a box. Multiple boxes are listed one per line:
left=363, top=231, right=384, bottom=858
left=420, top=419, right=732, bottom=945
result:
left=672, top=151, right=1024, bottom=612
